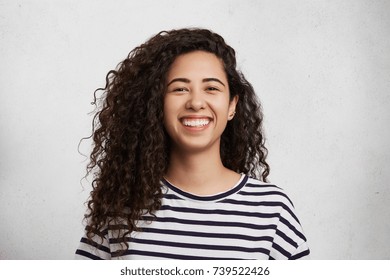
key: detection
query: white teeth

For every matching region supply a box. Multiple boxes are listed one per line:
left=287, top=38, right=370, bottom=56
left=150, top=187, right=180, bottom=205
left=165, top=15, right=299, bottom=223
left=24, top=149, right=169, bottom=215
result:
left=182, top=119, right=210, bottom=127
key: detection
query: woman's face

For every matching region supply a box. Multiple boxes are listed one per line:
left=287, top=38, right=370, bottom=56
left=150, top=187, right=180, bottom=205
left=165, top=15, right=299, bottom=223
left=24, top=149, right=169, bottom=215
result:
left=163, top=51, right=238, bottom=154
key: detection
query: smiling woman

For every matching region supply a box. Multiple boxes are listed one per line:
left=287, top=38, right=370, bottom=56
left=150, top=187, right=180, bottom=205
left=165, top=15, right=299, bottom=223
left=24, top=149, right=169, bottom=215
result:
left=75, top=28, right=310, bottom=260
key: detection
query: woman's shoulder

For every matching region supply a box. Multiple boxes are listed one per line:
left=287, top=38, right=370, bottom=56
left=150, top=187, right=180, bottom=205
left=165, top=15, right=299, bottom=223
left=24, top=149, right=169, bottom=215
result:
left=242, top=176, right=294, bottom=205
left=245, top=176, right=286, bottom=194
left=244, top=176, right=284, bottom=190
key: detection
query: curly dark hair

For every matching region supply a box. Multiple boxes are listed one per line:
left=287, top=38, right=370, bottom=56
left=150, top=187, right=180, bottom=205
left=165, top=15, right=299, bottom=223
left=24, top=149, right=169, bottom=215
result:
left=83, top=28, right=270, bottom=252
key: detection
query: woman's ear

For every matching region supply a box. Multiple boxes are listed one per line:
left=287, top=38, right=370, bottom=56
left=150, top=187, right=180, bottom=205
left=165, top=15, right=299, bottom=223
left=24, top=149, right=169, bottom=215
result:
left=228, top=95, right=239, bottom=120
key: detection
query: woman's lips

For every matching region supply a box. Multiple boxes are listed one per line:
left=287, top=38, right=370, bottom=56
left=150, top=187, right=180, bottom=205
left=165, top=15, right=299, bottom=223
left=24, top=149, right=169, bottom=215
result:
left=179, top=116, right=212, bottom=129
left=181, top=118, right=210, bottom=127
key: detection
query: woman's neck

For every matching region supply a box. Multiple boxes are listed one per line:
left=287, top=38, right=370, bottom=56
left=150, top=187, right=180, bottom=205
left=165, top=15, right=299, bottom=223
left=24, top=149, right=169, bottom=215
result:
left=165, top=147, right=240, bottom=196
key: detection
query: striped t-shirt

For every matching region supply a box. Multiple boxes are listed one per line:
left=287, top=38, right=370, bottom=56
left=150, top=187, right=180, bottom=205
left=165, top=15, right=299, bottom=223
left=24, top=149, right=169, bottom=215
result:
left=75, top=174, right=310, bottom=260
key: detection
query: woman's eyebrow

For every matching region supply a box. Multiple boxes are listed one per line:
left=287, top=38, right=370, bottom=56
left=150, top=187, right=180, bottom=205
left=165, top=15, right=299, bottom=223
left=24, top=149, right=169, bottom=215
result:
left=167, top=78, right=190, bottom=86
left=167, top=77, right=226, bottom=87
left=202, top=78, right=225, bottom=87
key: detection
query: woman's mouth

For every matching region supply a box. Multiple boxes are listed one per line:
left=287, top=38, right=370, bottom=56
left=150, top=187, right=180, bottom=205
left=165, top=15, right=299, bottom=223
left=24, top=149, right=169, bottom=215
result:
left=181, top=118, right=211, bottom=128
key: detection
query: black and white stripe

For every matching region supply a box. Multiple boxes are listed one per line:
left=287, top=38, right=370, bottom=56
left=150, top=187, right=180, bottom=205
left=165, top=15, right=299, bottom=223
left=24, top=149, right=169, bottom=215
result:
left=75, top=175, right=310, bottom=260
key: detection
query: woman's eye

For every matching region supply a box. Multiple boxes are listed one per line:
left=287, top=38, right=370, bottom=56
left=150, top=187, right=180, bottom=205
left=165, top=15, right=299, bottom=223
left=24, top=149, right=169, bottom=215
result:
left=206, top=87, right=219, bottom=91
left=173, top=88, right=188, bottom=92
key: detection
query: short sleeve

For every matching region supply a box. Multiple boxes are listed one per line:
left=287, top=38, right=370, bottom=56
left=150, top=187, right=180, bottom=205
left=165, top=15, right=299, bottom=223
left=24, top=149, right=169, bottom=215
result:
left=290, top=241, right=310, bottom=260
left=75, top=227, right=112, bottom=260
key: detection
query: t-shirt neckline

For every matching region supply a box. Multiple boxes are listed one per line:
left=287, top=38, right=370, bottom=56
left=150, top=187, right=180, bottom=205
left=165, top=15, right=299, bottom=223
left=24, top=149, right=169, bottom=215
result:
left=161, top=174, right=248, bottom=202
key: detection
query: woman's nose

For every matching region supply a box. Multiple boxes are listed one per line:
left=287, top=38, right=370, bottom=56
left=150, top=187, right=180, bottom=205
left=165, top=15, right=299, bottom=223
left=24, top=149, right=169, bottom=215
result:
left=185, top=89, right=206, bottom=111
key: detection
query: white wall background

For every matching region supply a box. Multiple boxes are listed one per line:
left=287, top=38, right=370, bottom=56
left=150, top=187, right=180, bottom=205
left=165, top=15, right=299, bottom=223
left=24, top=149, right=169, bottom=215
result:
left=1, top=0, right=389, bottom=259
